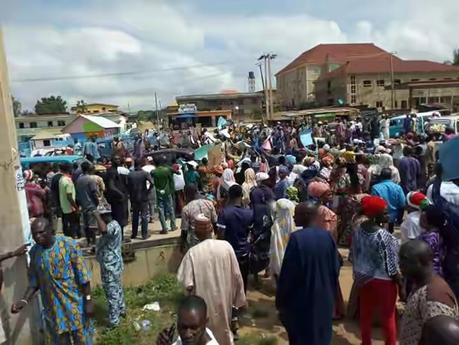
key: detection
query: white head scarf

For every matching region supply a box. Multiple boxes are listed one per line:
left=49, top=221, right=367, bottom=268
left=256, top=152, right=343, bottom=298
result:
left=221, top=168, right=236, bottom=191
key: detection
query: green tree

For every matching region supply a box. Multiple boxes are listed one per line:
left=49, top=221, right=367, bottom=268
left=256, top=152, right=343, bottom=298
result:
left=75, top=100, right=88, bottom=113
left=11, top=96, right=22, bottom=117
left=453, top=49, right=459, bottom=66
left=34, top=95, right=67, bottom=114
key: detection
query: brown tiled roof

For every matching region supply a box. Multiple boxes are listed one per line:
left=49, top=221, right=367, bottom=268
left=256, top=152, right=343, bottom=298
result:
left=276, top=43, right=391, bottom=75
left=318, top=57, right=459, bottom=80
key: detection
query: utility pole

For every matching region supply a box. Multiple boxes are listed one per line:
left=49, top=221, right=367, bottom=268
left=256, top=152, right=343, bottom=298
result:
left=0, top=29, right=36, bottom=345
left=257, top=62, right=265, bottom=91
left=256, top=61, right=266, bottom=123
left=154, top=92, right=159, bottom=127
left=263, top=55, right=270, bottom=120
left=267, top=53, right=276, bottom=121
left=159, top=100, right=163, bottom=127
left=390, top=52, right=395, bottom=109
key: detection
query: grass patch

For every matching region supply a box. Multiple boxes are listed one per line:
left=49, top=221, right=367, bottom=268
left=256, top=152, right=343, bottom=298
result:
left=94, top=273, right=184, bottom=345
left=250, top=307, right=270, bottom=319
left=239, top=333, right=278, bottom=345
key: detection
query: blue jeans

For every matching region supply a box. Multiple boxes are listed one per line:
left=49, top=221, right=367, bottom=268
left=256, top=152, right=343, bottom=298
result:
left=157, top=194, right=176, bottom=232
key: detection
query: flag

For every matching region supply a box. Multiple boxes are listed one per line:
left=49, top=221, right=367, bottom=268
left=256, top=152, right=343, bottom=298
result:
left=194, top=144, right=212, bottom=161
left=299, top=130, right=313, bottom=147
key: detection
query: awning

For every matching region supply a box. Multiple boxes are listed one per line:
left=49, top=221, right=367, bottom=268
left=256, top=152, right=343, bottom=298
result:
left=174, top=113, right=197, bottom=119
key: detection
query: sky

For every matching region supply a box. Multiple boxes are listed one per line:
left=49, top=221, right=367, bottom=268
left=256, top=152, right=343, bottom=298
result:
left=2, top=0, right=459, bottom=112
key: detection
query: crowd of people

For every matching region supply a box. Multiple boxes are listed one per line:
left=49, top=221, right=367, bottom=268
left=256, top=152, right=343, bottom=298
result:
left=3, top=115, right=459, bottom=345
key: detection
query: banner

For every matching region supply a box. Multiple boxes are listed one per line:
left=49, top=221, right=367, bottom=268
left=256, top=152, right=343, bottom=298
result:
left=208, top=144, right=223, bottom=167
left=299, top=130, right=313, bottom=147
left=194, top=144, right=213, bottom=161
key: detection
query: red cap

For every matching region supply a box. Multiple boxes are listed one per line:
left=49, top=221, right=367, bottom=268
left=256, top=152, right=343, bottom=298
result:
left=361, top=196, right=387, bottom=217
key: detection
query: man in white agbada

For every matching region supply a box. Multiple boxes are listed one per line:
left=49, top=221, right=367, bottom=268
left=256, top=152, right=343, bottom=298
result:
left=177, top=214, right=246, bottom=345
left=270, top=198, right=297, bottom=281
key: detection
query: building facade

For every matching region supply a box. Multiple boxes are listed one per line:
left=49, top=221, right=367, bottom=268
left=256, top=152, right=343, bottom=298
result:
left=277, top=43, right=459, bottom=110
left=176, top=90, right=273, bottom=121
left=315, top=59, right=459, bottom=111
left=71, top=103, right=119, bottom=114
left=15, top=114, right=76, bottom=142
left=276, top=43, right=388, bottom=108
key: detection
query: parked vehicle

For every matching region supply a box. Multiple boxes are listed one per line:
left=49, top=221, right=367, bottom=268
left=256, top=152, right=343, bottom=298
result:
left=21, top=155, right=83, bottom=178
left=148, top=149, right=194, bottom=165
left=389, top=111, right=438, bottom=137
left=429, top=115, right=459, bottom=135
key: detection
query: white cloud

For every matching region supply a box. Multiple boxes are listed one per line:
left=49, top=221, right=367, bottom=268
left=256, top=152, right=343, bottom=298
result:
left=3, top=0, right=459, bottom=111
left=351, top=0, right=459, bottom=61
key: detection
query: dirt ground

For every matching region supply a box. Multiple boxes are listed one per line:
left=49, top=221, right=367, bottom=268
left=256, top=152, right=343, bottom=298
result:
left=239, top=248, right=388, bottom=345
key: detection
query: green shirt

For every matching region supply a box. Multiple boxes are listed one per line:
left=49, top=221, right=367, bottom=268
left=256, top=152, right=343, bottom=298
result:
left=59, top=175, right=75, bottom=214
left=152, top=166, right=173, bottom=197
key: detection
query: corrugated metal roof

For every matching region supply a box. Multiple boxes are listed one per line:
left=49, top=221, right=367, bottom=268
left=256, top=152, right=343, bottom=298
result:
left=30, top=129, right=69, bottom=140
left=80, top=114, right=120, bottom=128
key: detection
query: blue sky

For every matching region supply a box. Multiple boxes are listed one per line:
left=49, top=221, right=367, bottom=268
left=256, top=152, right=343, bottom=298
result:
left=2, top=0, right=458, bottom=111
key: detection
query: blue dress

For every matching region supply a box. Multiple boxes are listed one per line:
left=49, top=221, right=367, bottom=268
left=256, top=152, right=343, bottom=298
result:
left=276, top=228, right=339, bottom=345
left=29, top=236, right=93, bottom=343
left=96, top=220, right=126, bottom=326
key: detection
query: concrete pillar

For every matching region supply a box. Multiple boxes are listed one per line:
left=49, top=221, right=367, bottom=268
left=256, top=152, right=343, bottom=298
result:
left=0, top=30, right=37, bottom=345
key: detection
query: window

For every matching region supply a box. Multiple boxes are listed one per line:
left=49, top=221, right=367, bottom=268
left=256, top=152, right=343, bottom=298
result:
left=429, top=78, right=437, bottom=81
left=401, top=100, right=408, bottom=109
left=440, top=96, right=451, bottom=103
left=411, top=78, right=420, bottom=82
left=351, top=85, right=356, bottom=94
left=43, top=140, right=51, bottom=147
left=394, top=100, right=398, bottom=108
left=394, top=79, right=401, bottom=86
left=363, top=80, right=372, bottom=87
left=376, top=80, right=385, bottom=87
left=351, top=95, right=357, bottom=104
left=57, top=120, right=66, bottom=126
left=30, top=122, right=37, bottom=128
left=376, top=101, right=383, bottom=108
left=18, top=122, right=24, bottom=129
left=350, top=75, right=356, bottom=84
left=47, top=121, right=53, bottom=127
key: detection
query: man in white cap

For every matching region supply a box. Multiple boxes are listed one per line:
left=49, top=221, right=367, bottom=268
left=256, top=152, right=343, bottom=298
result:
left=400, top=191, right=429, bottom=243
left=178, top=213, right=246, bottom=345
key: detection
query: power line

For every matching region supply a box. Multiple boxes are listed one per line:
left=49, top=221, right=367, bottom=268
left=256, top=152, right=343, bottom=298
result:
left=11, top=61, right=230, bottom=83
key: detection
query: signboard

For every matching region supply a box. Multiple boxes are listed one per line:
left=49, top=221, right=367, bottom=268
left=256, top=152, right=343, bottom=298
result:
left=178, top=104, right=197, bottom=114
left=208, top=144, right=223, bottom=167
left=299, top=130, right=313, bottom=147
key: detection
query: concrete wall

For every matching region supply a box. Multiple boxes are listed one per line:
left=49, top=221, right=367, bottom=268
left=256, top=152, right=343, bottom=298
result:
left=277, top=64, right=324, bottom=108
left=0, top=31, right=37, bottom=345
left=85, top=241, right=183, bottom=287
